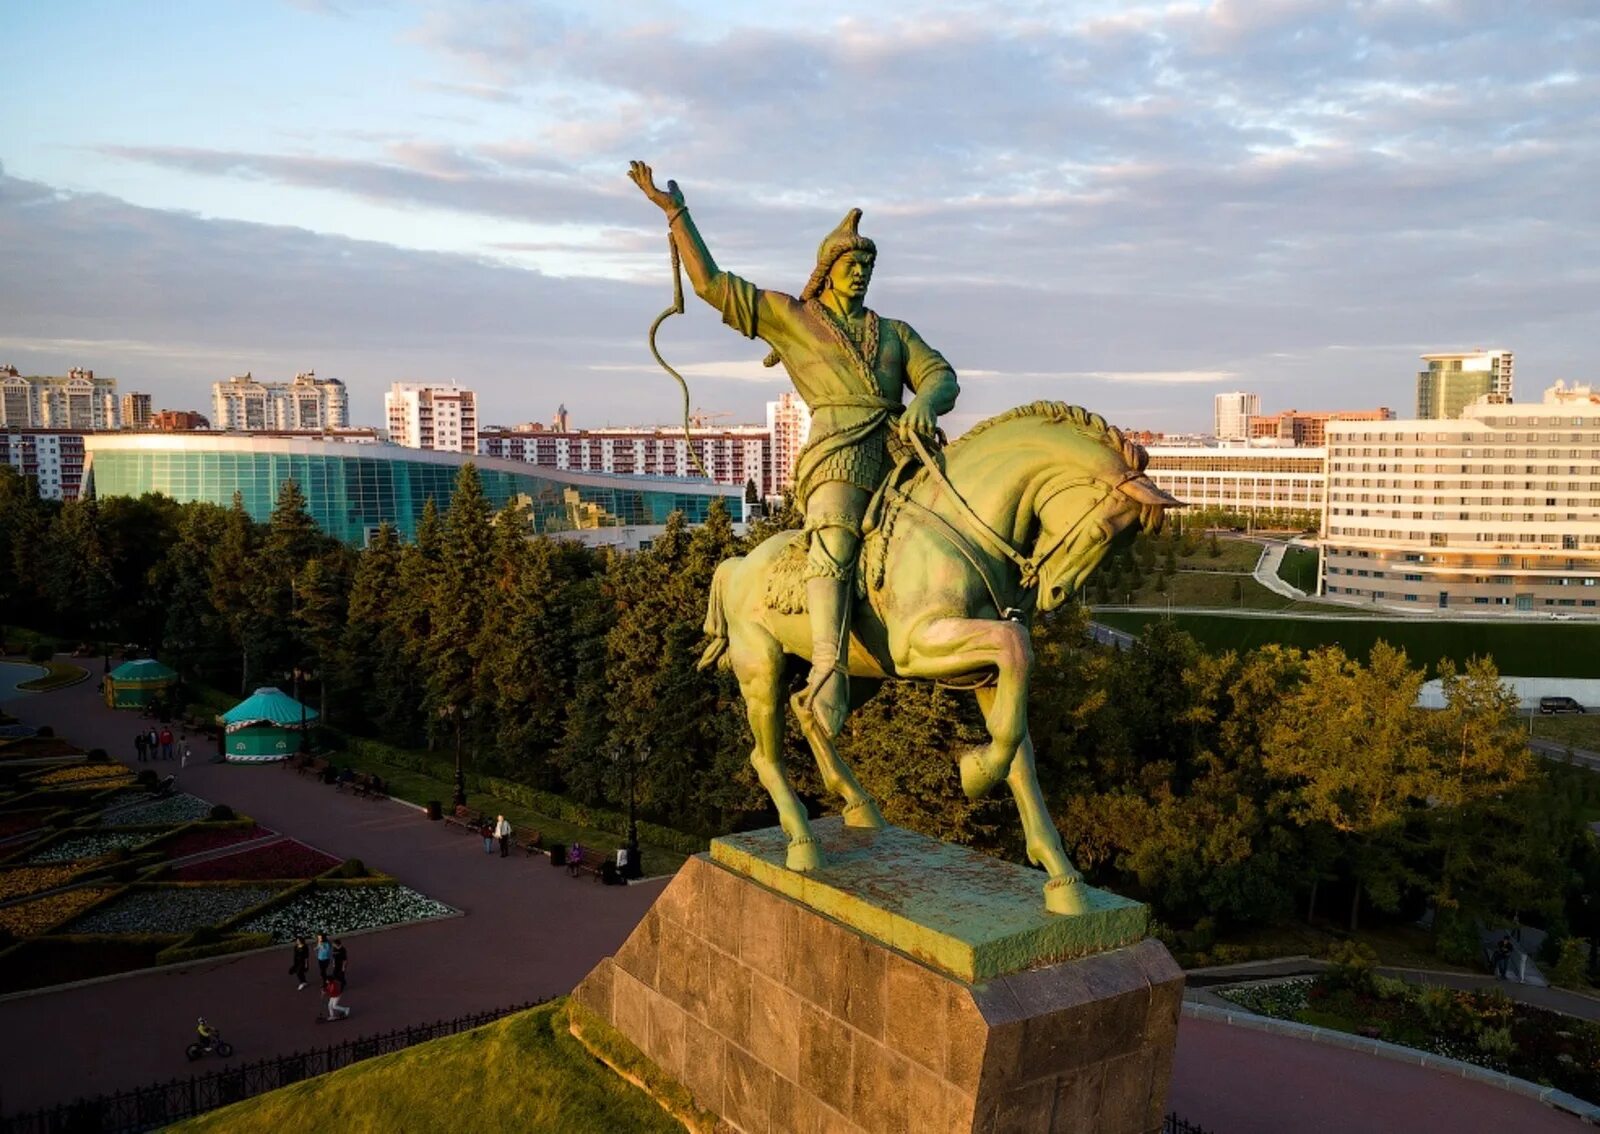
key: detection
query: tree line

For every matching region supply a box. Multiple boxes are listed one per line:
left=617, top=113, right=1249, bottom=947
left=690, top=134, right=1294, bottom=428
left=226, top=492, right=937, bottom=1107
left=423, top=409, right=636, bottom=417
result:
left=1, top=463, right=1594, bottom=954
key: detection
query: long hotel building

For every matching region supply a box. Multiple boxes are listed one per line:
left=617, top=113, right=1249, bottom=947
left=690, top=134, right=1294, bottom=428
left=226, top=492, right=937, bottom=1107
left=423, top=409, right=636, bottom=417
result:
left=1141, top=445, right=1326, bottom=522
left=478, top=426, right=773, bottom=498
left=1321, top=383, right=1600, bottom=612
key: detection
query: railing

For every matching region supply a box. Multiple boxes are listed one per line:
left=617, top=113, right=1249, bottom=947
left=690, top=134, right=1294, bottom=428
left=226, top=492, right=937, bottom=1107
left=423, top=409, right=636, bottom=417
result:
left=1163, top=1114, right=1216, bottom=1134
left=0, top=1000, right=543, bottom=1134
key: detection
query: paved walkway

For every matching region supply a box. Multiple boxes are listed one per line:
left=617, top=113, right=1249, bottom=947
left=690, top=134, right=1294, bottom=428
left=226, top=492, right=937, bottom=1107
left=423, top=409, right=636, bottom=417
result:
left=1252, top=540, right=1307, bottom=599
left=0, top=674, right=661, bottom=1113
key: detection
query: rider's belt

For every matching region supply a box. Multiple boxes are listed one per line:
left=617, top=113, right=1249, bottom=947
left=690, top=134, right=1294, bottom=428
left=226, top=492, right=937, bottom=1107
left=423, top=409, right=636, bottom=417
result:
left=808, top=395, right=903, bottom=412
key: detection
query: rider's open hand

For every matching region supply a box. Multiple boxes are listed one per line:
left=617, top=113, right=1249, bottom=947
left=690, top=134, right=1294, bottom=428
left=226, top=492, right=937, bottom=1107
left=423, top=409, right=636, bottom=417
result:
left=628, top=161, right=685, bottom=214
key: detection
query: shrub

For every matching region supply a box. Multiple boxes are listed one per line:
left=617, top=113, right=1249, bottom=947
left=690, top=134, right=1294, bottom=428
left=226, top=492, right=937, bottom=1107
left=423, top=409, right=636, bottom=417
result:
left=1475, top=1024, right=1514, bottom=1059
left=1552, top=937, right=1592, bottom=989
left=86, top=748, right=109, bottom=764
left=208, top=804, right=235, bottom=821
left=135, top=770, right=158, bottom=789
left=27, top=644, right=52, bottom=663
left=331, top=858, right=367, bottom=879
left=1371, top=974, right=1410, bottom=1001
left=1325, top=940, right=1378, bottom=994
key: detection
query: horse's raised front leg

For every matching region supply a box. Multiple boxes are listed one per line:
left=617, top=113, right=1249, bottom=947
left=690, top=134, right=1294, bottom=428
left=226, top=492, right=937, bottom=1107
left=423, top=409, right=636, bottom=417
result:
left=900, top=615, right=1033, bottom=801
left=791, top=680, right=885, bottom=830
left=736, top=640, right=822, bottom=871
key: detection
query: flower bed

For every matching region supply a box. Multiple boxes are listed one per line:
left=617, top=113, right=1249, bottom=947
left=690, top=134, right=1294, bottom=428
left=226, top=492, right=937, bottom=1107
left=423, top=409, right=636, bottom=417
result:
left=1217, top=975, right=1600, bottom=1104
left=67, top=885, right=283, bottom=935
left=0, top=936, right=179, bottom=995
left=99, top=793, right=214, bottom=827
left=0, top=809, right=56, bottom=842
left=169, top=839, right=338, bottom=882
left=157, top=824, right=269, bottom=860
left=0, top=887, right=118, bottom=936
left=238, top=883, right=454, bottom=942
left=33, top=765, right=134, bottom=787
left=0, top=861, right=110, bottom=901
left=0, top=737, right=84, bottom=760
left=26, top=831, right=150, bottom=863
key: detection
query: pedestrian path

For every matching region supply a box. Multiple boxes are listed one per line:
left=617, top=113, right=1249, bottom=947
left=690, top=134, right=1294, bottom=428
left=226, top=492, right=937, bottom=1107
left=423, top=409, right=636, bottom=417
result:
left=1253, top=540, right=1306, bottom=599
left=0, top=674, right=661, bottom=1112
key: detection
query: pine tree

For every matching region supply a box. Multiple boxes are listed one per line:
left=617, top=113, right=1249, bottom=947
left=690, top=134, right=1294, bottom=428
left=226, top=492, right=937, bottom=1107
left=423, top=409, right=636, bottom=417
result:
left=380, top=498, right=442, bottom=741
left=339, top=524, right=401, bottom=731
left=426, top=466, right=494, bottom=798
left=208, top=492, right=261, bottom=692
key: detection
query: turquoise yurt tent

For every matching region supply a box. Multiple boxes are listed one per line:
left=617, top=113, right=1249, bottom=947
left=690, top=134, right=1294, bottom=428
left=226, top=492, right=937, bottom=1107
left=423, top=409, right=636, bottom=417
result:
left=105, top=659, right=179, bottom=709
left=218, top=686, right=318, bottom=762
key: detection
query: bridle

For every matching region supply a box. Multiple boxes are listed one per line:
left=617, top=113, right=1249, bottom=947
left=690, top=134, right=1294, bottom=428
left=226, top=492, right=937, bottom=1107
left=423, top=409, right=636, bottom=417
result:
left=900, top=429, right=1131, bottom=620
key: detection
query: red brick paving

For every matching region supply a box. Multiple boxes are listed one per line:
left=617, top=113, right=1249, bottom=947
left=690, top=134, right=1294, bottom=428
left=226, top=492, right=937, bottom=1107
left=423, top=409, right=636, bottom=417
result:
left=3, top=673, right=1592, bottom=1130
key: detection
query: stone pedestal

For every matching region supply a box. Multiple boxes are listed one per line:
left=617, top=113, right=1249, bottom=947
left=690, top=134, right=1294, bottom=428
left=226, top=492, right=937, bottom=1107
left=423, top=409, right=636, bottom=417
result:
left=571, top=819, right=1183, bottom=1134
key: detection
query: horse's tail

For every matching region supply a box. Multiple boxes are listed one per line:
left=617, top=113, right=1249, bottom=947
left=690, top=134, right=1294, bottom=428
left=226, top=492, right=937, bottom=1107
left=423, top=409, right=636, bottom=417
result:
left=698, top=558, right=737, bottom=672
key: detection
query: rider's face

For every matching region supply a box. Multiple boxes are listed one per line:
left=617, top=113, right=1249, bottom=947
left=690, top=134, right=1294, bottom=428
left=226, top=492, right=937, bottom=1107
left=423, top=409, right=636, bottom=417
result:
left=826, top=252, right=874, bottom=300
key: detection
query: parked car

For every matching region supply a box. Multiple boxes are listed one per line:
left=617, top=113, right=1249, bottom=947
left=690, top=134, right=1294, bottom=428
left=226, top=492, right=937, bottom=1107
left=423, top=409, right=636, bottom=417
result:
left=1539, top=696, right=1587, bottom=715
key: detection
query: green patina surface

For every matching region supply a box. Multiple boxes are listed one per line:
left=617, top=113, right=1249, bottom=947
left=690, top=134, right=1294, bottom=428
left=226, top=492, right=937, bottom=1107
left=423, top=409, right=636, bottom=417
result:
left=711, top=817, right=1148, bottom=983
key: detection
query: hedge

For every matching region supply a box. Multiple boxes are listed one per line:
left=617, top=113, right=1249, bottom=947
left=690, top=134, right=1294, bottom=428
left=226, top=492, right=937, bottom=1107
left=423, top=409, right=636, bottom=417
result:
left=155, top=931, right=274, bottom=967
left=334, top=733, right=708, bottom=856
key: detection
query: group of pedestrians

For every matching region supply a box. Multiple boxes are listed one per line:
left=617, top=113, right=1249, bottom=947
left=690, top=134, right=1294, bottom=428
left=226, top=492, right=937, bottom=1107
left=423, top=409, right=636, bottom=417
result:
left=479, top=814, right=514, bottom=857
left=289, top=932, right=352, bottom=1022
left=133, top=727, right=188, bottom=765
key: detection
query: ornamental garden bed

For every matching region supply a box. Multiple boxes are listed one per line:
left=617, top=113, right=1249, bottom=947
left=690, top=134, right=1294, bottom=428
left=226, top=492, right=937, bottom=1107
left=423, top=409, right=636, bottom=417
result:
left=237, top=882, right=455, bottom=943
left=0, top=935, right=181, bottom=995
left=0, top=737, right=85, bottom=761
left=0, top=809, right=58, bottom=842
left=30, top=765, right=134, bottom=788
left=1218, top=974, right=1600, bottom=1104
left=167, top=839, right=337, bottom=882
left=0, top=886, right=120, bottom=937
left=0, top=859, right=114, bottom=902
left=66, top=884, right=286, bottom=936
left=22, top=831, right=153, bottom=864
left=152, top=823, right=271, bottom=861
left=98, top=793, right=215, bottom=827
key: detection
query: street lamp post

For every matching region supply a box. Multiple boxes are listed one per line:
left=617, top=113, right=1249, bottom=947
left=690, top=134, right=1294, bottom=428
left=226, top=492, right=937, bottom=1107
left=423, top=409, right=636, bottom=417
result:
left=290, top=665, right=314, bottom=755
left=609, top=744, right=647, bottom=880
left=440, top=704, right=469, bottom=809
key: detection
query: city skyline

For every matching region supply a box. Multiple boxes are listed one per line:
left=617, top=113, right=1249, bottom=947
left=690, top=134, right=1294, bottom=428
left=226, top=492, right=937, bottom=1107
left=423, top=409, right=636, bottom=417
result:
left=3, top=3, right=1597, bottom=433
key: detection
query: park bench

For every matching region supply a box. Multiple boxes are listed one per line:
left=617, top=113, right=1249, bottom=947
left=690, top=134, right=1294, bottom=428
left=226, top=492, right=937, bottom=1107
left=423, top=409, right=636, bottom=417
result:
left=443, top=806, right=485, bottom=834
left=566, top=845, right=610, bottom=880
left=351, top=776, right=388, bottom=801
left=516, top=831, right=543, bottom=857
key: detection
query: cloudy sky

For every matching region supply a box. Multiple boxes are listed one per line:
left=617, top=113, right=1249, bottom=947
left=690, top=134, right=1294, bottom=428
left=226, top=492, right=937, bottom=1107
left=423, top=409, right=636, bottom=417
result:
left=3, top=1, right=1596, bottom=433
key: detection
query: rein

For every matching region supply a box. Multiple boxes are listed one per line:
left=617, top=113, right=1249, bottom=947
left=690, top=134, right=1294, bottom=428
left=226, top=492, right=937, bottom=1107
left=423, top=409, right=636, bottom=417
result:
left=900, top=429, right=1117, bottom=619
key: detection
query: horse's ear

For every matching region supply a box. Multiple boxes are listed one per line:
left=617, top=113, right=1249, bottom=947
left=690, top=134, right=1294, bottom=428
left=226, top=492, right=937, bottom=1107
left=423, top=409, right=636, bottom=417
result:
left=1119, top=477, right=1182, bottom=509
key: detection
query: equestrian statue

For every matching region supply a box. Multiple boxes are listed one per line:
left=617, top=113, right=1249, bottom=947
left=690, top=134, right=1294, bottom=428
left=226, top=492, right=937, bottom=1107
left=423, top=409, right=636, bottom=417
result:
left=629, top=162, right=1180, bottom=914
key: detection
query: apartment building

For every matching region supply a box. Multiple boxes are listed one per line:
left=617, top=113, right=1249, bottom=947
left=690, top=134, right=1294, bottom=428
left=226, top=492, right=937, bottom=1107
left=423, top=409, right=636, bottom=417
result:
left=0, top=430, right=89, bottom=500
left=1143, top=445, right=1325, bottom=520
left=1247, top=407, right=1394, bottom=447
left=211, top=372, right=349, bottom=432
left=1213, top=392, right=1260, bottom=441
left=479, top=425, right=771, bottom=497
left=385, top=382, right=478, bottom=453
left=1321, top=382, right=1600, bottom=612
left=1416, top=349, right=1514, bottom=420
left=766, top=392, right=813, bottom=498
left=121, top=393, right=153, bottom=428
left=0, top=368, right=119, bottom=429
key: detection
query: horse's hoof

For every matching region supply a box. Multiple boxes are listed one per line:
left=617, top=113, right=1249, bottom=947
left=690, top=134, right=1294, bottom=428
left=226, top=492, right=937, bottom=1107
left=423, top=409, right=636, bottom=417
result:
left=959, top=749, right=1009, bottom=801
left=1044, top=875, right=1090, bottom=916
left=787, top=838, right=824, bottom=872
left=842, top=799, right=886, bottom=829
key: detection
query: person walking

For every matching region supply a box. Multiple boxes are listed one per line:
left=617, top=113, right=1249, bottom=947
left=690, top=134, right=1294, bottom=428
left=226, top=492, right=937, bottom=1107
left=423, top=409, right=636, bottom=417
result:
left=314, top=933, right=332, bottom=982
left=159, top=727, right=174, bottom=760
left=1494, top=934, right=1514, bottom=979
left=146, top=728, right=159, bottom=761
left=134, top=732, right=148, bottom=763
left=323, top=975, right=350, bottom=1022
left=567, top=842, right=583, bottom=878
left=330, top=938, right=347, bottom=985
left=479, top=819, right=494, bottom=855
left=494, top=814, right=513, bottom=858
left=289, top=934, right=309, bottom=991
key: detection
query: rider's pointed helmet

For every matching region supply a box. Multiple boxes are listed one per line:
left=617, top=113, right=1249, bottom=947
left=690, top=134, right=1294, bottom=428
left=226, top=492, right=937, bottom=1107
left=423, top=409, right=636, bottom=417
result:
left=799, top=208, right=876, bottom=301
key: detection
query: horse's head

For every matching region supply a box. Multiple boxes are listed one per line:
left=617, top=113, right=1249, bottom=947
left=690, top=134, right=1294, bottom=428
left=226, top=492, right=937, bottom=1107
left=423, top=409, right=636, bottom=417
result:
left=1021, top=409, right=1184, bottom=611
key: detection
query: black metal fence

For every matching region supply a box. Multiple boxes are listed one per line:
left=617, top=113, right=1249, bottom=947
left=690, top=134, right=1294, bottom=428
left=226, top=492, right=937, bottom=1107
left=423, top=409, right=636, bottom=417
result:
left=0, top=1000, right=543, bottom=1134
left=1164, top=1113, right=1215, bottom=1134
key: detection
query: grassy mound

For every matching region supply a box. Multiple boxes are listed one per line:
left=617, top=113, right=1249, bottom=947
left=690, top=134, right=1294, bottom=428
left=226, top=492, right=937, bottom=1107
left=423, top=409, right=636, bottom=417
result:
left=169, top=1001, right=683, bottom=1134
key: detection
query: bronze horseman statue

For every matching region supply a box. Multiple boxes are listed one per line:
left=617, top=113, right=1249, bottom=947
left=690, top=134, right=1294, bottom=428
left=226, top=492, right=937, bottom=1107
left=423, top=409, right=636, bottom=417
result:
left=630, top=162, right=1180, bottom=913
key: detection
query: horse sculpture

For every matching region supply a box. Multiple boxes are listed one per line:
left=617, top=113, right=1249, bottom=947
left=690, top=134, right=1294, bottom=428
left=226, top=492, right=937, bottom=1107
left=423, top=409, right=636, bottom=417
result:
left=699, top=401, right=1181, bottom=914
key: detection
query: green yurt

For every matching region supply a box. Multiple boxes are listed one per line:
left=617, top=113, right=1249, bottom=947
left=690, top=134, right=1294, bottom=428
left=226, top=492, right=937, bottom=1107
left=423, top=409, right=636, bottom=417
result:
left=218, top=686, right=318, bottom=763
left=105, top=658, right=179, bottom=709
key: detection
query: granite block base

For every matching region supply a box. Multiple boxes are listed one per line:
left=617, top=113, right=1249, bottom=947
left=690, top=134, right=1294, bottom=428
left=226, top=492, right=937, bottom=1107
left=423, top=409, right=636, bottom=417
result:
left=571, top=844, right=1183, bottom=1134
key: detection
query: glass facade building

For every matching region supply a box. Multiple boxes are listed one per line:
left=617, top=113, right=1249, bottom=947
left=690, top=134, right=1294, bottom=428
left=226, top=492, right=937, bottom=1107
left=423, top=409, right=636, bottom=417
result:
left=83, top=434, right=744, bottom=546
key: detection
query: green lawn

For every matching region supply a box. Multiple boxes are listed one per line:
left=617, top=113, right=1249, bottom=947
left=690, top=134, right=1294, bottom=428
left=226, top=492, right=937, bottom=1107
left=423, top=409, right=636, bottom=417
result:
left=1092, top=611, right=1600, bottom=677
left=1276, top=546, right=1320, bottom=594
left=1529, top=712, right=1600, bottom=753
left=325, top=747, right=689, bottom=876
left=16, top=661, right=89, bottom=692
left=1175, top=537, right=1264, bottom=574
left=169, top=1001, right=683, bottom=1134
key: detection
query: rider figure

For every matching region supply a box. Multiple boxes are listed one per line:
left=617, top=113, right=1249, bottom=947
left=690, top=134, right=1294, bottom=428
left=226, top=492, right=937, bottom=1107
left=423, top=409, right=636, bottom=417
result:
left=196, top=1017, right=217, bottom=1047
left=629, top=162, right=961, bottom=737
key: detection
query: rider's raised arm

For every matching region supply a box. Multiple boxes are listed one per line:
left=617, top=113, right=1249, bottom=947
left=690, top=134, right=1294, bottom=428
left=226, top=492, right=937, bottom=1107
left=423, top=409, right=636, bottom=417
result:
left=899, top=322, right=960, bottom=414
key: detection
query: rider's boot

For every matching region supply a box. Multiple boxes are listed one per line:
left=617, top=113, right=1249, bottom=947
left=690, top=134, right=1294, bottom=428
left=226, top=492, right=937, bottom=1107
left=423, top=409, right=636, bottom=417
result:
left=802, top=575, right=851, bottom=738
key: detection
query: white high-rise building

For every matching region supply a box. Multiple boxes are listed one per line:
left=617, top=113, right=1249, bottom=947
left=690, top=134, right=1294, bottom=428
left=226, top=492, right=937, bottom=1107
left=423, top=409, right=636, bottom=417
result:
left=0, top=367, right=119, bottom=429
left=211, top=371, right=349, bottom=431
left=766, top=392, right=813, bottom=498
left=1213, top=391, right=1260, bottom=441
left=385, top=382, right=479, bottom=453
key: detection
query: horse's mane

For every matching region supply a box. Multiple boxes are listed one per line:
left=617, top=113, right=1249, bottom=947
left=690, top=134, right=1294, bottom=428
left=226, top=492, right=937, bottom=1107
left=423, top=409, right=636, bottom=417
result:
left=948, top=401, right=1149, bottom=473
